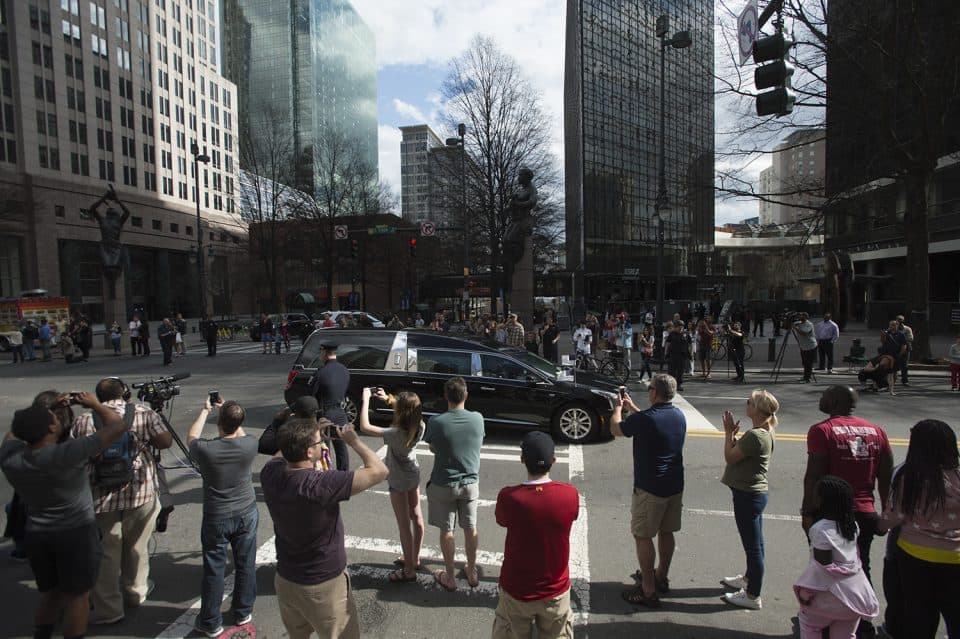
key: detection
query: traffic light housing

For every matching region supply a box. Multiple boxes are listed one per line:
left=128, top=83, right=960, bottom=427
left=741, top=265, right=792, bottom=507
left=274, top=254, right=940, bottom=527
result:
left=753, top=32, right=795, bottom=117
left=409, top=238, right=417, bottom=258
left=350, top=239, right=359, bottom=259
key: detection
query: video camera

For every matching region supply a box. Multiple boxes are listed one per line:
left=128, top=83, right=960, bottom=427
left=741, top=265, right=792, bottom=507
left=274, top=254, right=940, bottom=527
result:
left=132, top=372, right=190, bottom=411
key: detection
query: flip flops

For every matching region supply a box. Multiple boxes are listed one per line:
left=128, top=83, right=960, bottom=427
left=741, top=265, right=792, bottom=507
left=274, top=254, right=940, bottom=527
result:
left=388, top=568, right=417, bottom=583
left=434, top=570, right=457, bottom=592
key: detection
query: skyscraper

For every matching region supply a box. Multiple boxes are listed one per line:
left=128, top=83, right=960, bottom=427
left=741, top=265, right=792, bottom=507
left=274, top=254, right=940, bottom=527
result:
left=0, top=0, right=244, bottom=319
left=564, top=0, right=714, bottom=305
left=220, top=0, right=378, bottom=194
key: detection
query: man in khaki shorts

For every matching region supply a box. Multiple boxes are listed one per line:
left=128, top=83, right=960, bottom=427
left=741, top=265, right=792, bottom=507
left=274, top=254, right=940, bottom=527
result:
left=611, top=373, right=687, bottom=608
left=424, top=377, right=485, bottom=591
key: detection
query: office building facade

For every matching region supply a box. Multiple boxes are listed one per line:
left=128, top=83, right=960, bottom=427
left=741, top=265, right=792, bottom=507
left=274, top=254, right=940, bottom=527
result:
left=0, top=0, right=245, bottom=321
left=564, top=0, right=715, bottom=306
left=759, top=128, right=825, bottom=226
left=220, top=0, right=377, bottom=195
left=399, top=124, right=444, bottom=223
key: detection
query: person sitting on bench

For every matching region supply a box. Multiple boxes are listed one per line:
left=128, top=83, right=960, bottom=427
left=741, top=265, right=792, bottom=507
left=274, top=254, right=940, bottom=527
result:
left=857, top=354, right=897, bottom=395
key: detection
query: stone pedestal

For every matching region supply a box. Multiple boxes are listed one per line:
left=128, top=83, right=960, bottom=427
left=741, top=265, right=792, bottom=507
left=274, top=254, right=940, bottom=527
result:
left=102, top=271, right=129, bottom=348
left=510, top=236, right=535, bottom=328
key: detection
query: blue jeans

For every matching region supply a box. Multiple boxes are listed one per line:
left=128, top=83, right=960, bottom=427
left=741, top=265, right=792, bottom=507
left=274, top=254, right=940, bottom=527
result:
left=23, top=340, right=35, bottom=360
left=731, top=488, right=767, bottom=597
left=198, top=504, right=259, bottom=631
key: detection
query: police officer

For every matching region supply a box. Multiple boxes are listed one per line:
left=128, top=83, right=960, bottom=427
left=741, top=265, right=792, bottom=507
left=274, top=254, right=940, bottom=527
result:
left=203, top=315, right=218, bottom=357
left=310, top=341, right=350, bottom=470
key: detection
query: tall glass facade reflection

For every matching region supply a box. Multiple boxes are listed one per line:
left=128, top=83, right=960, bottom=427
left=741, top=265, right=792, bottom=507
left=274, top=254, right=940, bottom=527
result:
left=220, top=0, right=378, bottom=193
left=565, top=0, right=714, bottom=300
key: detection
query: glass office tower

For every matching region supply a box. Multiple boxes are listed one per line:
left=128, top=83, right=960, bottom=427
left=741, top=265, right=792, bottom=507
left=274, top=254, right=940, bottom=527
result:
left=220, top=0, right=377, bottom=193
left=564, top=0, right=714, bottom=304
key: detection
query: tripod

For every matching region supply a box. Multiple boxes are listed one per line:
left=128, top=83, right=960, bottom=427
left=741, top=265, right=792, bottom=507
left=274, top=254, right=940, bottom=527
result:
left=770, top=327, right=817, bottom=384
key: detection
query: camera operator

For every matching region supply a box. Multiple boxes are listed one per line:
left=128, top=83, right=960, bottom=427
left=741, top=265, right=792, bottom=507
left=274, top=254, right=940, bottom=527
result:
left=71, top=377, right=173, bottom=625
left=1, top=392, right=128, bottom=639
left=792, top=313, right=818, bottom=383
left=310, top=341, right=351, bottom=470
left=186, top=396, right=259, bottom=637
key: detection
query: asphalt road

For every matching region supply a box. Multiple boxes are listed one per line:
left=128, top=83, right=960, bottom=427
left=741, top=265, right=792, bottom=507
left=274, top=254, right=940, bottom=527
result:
left=0, top=337, right=954, bottom=638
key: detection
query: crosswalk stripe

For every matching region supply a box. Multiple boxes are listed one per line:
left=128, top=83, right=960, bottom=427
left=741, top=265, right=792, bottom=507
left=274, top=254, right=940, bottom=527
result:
left=375, top=444, right=569, bottom=464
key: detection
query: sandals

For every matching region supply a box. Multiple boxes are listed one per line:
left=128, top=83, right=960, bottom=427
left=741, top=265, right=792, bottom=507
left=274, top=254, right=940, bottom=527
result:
left=434, top=570, right=457, bottom=592
left=465, top=566, right=481, bottom=588
left=631, top=570, right=669, bottom=594
left=388, top=568, right=417, bottom=583
left=622, top=587, right=661, bottom=608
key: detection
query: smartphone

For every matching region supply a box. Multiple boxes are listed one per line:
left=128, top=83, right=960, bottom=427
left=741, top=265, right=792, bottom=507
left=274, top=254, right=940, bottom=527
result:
left=209, top=389, right=221, bottom=405
left=68, top=391, right=84, bottom=405
left=618, top=386, right=627, bottom=399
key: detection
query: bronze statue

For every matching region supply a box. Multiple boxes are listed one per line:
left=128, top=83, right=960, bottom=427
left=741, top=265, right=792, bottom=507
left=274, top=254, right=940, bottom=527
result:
left=502, top=168, right=538, bottom=295
left=89, top=184, right=130, bottom=298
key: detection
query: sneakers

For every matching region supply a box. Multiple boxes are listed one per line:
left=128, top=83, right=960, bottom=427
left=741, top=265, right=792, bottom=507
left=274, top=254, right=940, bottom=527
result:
left=236, top=613, right=253, bottom=625
left=722, top=589, right=761, bottom=610
left=195, top=625, right=224, bottom=638
left=720, top=574, right=746, bottom=590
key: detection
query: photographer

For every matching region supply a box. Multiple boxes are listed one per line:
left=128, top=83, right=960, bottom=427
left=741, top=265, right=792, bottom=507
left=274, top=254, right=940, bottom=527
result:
left=71, top=377, right=172, bottom=625
left=1, top=392, right=128, bottom=639
left=187, top=396, right=259, bottom=637
left=793, top=313, right=817, bottom=383
left=258, top=395, right=323, bottom=456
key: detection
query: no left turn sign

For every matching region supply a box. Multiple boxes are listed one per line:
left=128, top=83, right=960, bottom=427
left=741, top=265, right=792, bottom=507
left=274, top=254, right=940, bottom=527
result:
left=334, top=225, right=348, bottom=240
left=420, top=221, right=436, bottom=237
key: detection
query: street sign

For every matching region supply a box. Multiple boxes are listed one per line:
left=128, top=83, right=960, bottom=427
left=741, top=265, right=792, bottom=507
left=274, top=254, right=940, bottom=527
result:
left=624, top=267, right=640, bottom=276
left=367, top=225, right=396, bottom=236
left=334, top=225, right=348, bottom=240
left=738, top=0, right=759, bottom=66
left=420, top=221, right=436, bottom=237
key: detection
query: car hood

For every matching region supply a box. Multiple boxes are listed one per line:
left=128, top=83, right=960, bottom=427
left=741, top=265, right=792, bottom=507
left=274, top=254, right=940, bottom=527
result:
left=563, top=369, right=622, bottom=392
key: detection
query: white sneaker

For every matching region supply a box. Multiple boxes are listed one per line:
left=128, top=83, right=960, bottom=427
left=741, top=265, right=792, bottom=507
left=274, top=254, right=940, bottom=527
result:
left=722, top=589, right=761, bottom=610
left=195, top=625, right=224, bottom=638
left=236, top=613, right=253, bottom=625
left=720, top=574, right=746, bottom=590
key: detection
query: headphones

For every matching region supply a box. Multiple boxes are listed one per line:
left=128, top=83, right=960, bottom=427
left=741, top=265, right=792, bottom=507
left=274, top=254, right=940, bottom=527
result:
left=106, top=376, right=132, bottom=402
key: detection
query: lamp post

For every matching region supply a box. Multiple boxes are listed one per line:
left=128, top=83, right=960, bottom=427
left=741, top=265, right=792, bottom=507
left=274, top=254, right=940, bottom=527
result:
left=652, top=15, right=692, bottom=363
left=446, top=123, right=467, bottom=322
left=191, top=142, right=211, bottom=318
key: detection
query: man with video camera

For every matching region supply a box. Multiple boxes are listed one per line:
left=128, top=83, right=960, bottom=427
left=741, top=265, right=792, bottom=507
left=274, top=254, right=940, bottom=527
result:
left=1, top=392, right=128, bottom=639
left=71, top=377, right=173, bottom=625
left=187, top=394, right=259, bottom=637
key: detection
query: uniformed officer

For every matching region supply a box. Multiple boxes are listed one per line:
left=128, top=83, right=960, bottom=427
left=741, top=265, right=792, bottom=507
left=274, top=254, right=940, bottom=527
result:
left=203, top=315, right=218, bottom=356
left=310, top=341, right=350, bottom=470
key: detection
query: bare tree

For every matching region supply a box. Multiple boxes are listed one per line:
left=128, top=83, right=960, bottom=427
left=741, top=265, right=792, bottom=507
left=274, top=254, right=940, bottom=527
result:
left=714, top=0, right=960, bottom=359
left=440, top=35, right=564, bottom=311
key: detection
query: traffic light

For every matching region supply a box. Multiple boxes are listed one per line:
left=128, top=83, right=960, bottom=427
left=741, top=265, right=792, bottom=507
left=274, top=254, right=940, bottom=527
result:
left=409, top=238, right=417, bottom=258
left=350, top=239, right=359, bottom=259
left=753, top=32, right=795, bottom=117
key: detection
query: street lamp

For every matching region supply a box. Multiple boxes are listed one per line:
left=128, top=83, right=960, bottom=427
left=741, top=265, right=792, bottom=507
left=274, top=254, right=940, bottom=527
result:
left=652, top=14, right=692, bottom=364
left=446, top=123, right=467, bottom=322
left=191, top=142, right=211, bottom=318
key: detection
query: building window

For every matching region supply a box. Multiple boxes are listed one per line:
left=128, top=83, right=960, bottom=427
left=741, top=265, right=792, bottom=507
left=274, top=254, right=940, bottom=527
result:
left=151, top=219, right=161, bottom=230
left=170, top=223, right=178, bottom=233
left=131, top=216, right=142, bottom=227
left=55, top=205, right=65, bottom=218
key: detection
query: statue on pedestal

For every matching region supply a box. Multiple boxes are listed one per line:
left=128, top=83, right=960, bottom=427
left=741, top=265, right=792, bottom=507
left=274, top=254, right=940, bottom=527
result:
left=502, top=167, right=538, bottom=300
left=88, top=184, right=130, bottom=299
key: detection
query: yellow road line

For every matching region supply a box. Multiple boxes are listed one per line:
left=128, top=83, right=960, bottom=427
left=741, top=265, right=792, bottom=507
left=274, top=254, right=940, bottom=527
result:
left=685, top=431, right=912, bottom=447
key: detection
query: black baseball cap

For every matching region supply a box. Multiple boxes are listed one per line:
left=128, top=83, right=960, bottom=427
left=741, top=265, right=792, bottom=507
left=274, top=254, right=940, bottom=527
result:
left=521, top=431, right=555, bottom=468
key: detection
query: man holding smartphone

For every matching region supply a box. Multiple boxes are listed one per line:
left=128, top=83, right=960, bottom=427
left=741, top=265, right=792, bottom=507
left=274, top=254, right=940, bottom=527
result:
left=187, top=395, right=259, bottom=637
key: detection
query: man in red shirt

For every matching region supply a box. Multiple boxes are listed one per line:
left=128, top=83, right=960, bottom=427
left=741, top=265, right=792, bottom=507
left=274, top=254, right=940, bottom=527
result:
left=493, top=431, right=579, bottom=639
left=801, top=385, right=893, bottom=639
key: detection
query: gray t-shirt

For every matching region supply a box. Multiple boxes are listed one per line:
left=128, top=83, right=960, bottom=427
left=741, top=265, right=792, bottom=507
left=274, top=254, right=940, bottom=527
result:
left=189, top=436, right=258, bottom=518
left=1, top=434, right=103, bottom=531
left=424, top=409, right=484, bottom=487
left=382, top=423, right=424, bottom=492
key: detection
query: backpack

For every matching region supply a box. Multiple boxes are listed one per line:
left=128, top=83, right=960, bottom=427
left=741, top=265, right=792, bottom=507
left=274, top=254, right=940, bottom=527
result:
left=91, top=404, right=139, bottom=490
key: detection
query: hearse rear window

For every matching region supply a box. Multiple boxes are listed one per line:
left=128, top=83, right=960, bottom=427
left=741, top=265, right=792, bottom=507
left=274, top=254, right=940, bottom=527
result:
left=414, top=349, right=472, bottom=375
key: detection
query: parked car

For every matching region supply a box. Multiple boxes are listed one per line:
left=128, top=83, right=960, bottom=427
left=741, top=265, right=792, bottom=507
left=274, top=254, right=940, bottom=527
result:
left=249, top=313, right=318, bottom=342
left=315, top=311, right=386, bottom=329
left=283, top=329, right=622, bottom=443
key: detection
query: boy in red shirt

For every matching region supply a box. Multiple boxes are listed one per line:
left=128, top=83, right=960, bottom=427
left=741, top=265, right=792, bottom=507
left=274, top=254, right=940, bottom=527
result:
left=493, top=432, right=580, bottom=639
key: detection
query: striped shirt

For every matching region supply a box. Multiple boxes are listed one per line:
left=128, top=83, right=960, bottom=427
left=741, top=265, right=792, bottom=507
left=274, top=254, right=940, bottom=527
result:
left=72, top=400, right=166, bottom=513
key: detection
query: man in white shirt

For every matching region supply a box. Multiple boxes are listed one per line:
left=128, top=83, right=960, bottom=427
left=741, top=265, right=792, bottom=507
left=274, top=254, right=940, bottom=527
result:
left=572, top=321, right=593, bottom=356
left=128, top=315, right=142, bottom=357
left=814, top=313, right=840, bottom=374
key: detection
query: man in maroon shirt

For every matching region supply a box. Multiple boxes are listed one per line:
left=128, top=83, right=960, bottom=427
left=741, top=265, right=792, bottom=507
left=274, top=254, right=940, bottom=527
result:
left=801, top=385, right=893, bottom=639
left=493, top=431, right=579, bottom=639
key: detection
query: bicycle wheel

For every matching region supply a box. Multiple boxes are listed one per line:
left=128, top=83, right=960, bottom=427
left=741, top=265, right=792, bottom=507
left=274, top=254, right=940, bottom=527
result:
left=601, top=359, right=630, bottom=384
left=712, top=343, right=726, bottom=360
left=743, top=343, right=753, bottom=361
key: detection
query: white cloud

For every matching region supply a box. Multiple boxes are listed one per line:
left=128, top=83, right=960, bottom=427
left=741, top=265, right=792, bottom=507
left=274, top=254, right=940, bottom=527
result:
left=392, top=98, right=428, bottom=124
left=378, top=125, right=403, bottom=199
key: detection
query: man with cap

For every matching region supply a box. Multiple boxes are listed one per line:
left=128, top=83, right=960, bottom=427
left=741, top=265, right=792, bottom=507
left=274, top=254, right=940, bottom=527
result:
left=310, top=341, right=351, bottom=470
left=492, top=431, right=579, bottom=639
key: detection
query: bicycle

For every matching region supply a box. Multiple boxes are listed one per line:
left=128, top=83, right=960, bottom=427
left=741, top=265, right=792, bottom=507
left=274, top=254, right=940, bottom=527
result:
left=711, top=333, right=753, bottom=362
left=575, top=349, right=631, bottom=384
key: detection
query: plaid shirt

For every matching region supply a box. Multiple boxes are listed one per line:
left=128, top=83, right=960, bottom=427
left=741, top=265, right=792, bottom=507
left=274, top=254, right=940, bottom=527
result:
left=72, top=400, right=166, bottom=513
left=505, top=322, right=525, bottom=347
